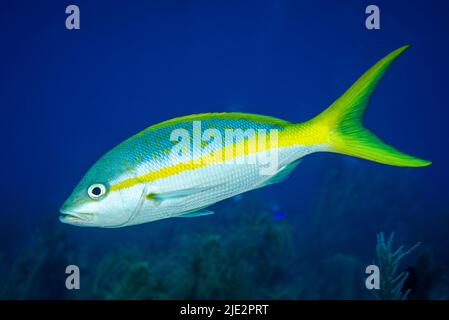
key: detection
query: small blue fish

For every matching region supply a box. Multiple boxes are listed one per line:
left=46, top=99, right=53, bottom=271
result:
left=273, top=211, right=288, bottom=221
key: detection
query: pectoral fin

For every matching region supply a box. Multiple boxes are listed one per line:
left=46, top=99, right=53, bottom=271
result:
left=146, top=187, right=208, bottom=204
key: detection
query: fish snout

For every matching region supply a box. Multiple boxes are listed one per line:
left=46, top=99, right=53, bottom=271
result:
left=59, top=207, right=95, bottom=224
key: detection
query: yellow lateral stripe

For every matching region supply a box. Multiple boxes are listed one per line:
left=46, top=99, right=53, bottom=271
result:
left=110, top=122, right=327, bottom=191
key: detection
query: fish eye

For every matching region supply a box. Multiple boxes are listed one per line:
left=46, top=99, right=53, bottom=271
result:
left=87, top=183, right=107, bottom=199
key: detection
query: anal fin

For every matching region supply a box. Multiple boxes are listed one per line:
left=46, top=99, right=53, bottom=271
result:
left=177, top=209, right=215, bottom=218
left=257, top=159, right=302, bottom=188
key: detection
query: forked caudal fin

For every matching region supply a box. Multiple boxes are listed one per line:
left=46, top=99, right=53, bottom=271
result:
left=296, top=45, right=431, bottom=167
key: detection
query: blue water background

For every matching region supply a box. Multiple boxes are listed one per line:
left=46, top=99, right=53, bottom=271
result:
left=1, top=0, right=448, bottom=299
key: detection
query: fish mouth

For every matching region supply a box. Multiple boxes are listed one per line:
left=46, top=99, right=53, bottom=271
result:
left=59, top=209, right=94, bottom=224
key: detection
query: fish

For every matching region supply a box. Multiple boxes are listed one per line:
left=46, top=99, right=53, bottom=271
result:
left=60, top=45, right=431, bottom=228
left=273, top=211, right=288, bottom=221
left=270, top=203, right=287, bottom=220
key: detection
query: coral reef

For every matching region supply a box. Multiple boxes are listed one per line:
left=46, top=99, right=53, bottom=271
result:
left=0, top=227, right=75, bottom=299
left=374, top=232, right=420, bottom=300
left=86, top=210, right=295, bottom=300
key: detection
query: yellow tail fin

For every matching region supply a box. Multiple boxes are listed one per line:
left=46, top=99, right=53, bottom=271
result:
left=305, top=45, right=431, bottom=167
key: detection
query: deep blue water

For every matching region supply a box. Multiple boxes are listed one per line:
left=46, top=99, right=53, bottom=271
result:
left=1, top=0, right=448, bottom=299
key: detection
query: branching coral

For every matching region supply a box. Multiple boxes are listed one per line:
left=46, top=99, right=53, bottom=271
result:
left=375, top=232, right=420, bottom=300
